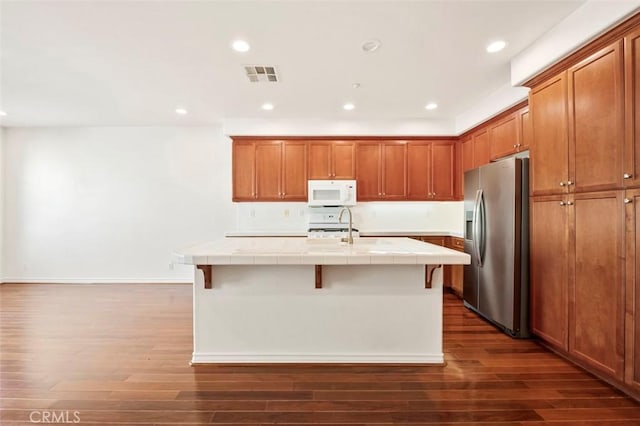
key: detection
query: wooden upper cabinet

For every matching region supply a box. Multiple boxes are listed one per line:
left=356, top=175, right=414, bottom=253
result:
left=568, top=40, right=624, bottom=194
left=489, top=113, right=520, bottom=160
left=571, top=191, right=625, bottom=380
left=530, top=72, right=569, bottom=196
left=625, top=27, right=640, bottom=189
left=461, top=136, right=474, bottom=172
left=232, top=141, right=256, bottom=201
left=520, top=107, right=532, bottom=151
left=255, top=142, right=283, bottom=200
left=407, top=142, right=431, bottom=199
left=356, top=141, right=407, bottom=200
left=308, top=140, right=355, bottom=180
left=431, top=142, right=456, bottom=200
left=473, top=129, right=490, bottom=168
left=530, top=195, right=569, bottom=351
left=232, top=139, right=307, bottom=202
left=381, top=142, right=408, bottom=199
left=281, top=141, right=307, bottom=200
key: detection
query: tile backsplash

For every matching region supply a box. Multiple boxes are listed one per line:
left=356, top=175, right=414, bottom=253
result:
left=234, top=201, right=464, bottom=235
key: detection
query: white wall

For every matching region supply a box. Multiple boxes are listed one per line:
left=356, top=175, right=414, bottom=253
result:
left=3, top=126, right=233, bottom=283
left=0, top=127, right=4, bottom=283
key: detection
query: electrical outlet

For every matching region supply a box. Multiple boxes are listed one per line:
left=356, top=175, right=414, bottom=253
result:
left=284, top=209, right=290, bottom=217
left=169, top=263, right=174, bottom=270
left=250, top=209, right=256, bottom=218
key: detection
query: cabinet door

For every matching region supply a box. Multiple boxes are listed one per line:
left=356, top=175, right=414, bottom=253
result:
left=255, top=142, right=282, bottom=200
left=571, top=191, right=624, bottom=379
left=489, top=113, right=519, bottom=160
left=624, top=28, right=640, bottom=189
left=461, top=137, right=474, bottom=172
left=432, top=142, right=456, bottom=200
left=473, top=129, right=490, bottom=168
left=232, top=141, right=255, bottom=201
left=407, top=142, right=431, bottom=200
left=568, top=41, right=624, bottom=193
left=308, top=142, right=332, bottom=179
left=332, top=141, right=356, bottom=179
left=381, top=142, right=407, bottom=199
left=530, top=73, right=569, bottom=196
left=282, top=141, right=307, bottom=200
left=625, top=188, right=640, bottom=391
left=520, top=108, right=532, bottom=151
left=530, top=196, right=569, bottom=350
left=356, top=143, right=381, bottom=200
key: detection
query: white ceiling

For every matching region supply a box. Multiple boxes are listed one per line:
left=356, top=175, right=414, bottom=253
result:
left=0, top=0, right=585, bottom=127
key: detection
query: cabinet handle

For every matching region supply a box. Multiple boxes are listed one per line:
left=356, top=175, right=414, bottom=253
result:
left=559, top=181, right=565, bottom=187
left=559, top=201, right=566, bottom=206
left=625, top=198, right=633, bottom=204
left=567, top=201, right=574, bottom=206
left=624, top=173, right=633, bottom=179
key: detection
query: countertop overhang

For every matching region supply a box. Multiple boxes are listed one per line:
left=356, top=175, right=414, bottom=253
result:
left=174, top=236, right=470, bottom=266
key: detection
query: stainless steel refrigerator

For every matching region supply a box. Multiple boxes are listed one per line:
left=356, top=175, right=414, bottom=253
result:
left=463, top=157, right=529, bottom=338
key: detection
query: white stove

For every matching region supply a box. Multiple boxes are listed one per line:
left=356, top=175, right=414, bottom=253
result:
left=307, top=207, right=359, bottom=239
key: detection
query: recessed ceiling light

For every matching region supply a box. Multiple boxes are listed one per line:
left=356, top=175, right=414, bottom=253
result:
left=232, top=39, right=250, bottom=53
left=343, top=103, right=355, bottom=111
left=486, top=40, right=507, bottom=53
left=261, top=103, right=274, bottom=111
left=0, top=111, right=6, bottom=116
left=175, top=108, right=188, bottom=115
left=425, top=103, right=438, bottom=110
left=352, top=83, right=361, bottom=89
left=361, top=39, right=381, bottom=53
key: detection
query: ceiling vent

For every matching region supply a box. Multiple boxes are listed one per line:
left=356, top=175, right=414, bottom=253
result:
left=244, top=65, right=279, bottom=82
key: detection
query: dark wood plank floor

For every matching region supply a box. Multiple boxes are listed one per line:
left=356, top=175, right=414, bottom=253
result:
left=1, top=283, right=639, bottom=425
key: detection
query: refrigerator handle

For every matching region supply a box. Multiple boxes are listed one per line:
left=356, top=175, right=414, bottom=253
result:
left=478, top=189, right=486, bottom=266
left=472, top=189, right=482, bottom=266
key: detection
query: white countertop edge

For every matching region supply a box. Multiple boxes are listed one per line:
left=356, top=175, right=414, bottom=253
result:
left=225, top=230, right=464, bottom=238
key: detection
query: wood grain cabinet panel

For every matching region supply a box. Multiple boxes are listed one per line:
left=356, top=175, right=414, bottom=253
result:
left=308, top=141, right=356, bottom=180
left=282, top=141, right=307, bottom=199
left=473, top=129, right=490, bottom=168
left=255, top=142, right=283, bottom=200
left=232, top=141, right=256, bottom=201
left=356, top=141, right=407, bottom=200
left=407, top=141, right=456, bottom=201
left=489, top=113, right=520, bottom=160
left=530, top=72, right=569, bottom=196
left=571, top=191, right=625, bottom=380
left=520, top=108, right=532, bottom=151
left=568, top=41, right=624, bottom=194
left=461, top=137, right=474, bottom=172
left=625, top=188, right=640, bottom=392
left=530, top=195, right=569, bottom=351
left=624, top=28, right=640, bottom=189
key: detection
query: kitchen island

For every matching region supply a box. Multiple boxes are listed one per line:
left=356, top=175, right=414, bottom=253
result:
left=174, top=237, right=470, bottom=364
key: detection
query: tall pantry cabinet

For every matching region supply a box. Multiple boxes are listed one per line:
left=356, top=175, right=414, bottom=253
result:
left=529, top=20, right=640, bottom=397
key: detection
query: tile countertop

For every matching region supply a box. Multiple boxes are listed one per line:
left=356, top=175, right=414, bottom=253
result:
left=174, top=237, right=470, bottom=266
left=225, top=230, right=464, bottom=238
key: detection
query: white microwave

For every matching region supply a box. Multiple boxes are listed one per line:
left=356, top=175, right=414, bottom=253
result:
left=307, top=180, right=357, bottom=207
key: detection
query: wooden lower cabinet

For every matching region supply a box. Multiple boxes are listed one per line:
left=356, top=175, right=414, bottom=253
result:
left=530, top=195, right=570, bottom=351
left=625, top=188, right=640, bottom=392
left=531, top=191, right=628, bottom=390
left=447, top=237, right=464, bottom=297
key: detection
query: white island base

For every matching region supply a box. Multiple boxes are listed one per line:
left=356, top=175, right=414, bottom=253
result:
left=176, top=237, right=470, bottom=364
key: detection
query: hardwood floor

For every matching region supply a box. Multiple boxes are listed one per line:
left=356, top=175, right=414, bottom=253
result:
left=1, top=283, right=639, bottom=425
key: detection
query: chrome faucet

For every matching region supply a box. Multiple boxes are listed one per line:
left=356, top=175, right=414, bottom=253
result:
left=338, top=206, right=354, bottom=245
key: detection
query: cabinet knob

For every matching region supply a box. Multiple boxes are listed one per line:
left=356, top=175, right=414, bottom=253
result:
left=625, top=198, right=633, bottom=204
left=567, top=201, right=574, bottom=206
left=567, top=180, right=574, bottom=186
left=513, top=144, right=517, bottom=148
left=559, top=181, right=565, bottom=187
left=559, top=201, right=566, bottom=206
left=517, top=144, right=521, bottom=148
left=624, top=173, right=633, bottom=179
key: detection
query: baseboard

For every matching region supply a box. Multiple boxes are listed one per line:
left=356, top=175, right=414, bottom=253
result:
left=0, top=278, right=192, bottom=284
left=191, top=352, right=445, bottom=364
